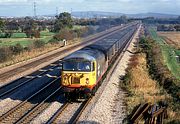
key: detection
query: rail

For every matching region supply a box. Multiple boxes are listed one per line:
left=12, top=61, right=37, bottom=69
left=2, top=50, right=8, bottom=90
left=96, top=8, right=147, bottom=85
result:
left=0, top=78, right=61, bottom=124
left=130, top=102, right=168, bottom=124
left=0, top=63, right=60, bottom=98
left=69, top=98, right=92, bottom=124
left=0, top=24, right=133, bottom=83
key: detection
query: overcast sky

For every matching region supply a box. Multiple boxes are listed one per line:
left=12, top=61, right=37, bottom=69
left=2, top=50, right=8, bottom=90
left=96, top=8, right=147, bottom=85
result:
left=0, top=0, right=180, bottom=17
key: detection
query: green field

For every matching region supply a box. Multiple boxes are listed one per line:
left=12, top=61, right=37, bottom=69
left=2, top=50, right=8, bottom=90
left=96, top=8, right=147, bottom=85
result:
left=149, top=28, right=180, bottom=80
left=11, top=33, right=27, bottom=38
left=73, top=25, right=86, bottom=30
left=0, top=31, right=55, bottom=47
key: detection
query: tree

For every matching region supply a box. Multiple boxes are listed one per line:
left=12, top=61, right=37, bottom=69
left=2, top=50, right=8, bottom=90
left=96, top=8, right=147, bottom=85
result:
left=120, top=15, right=128, bottom=24
left=0, top=18, right=5, bottom=32
left=54, top=12, right=73, bottom=32
left=53, top=29, right=74, bottom=41
left=24, top=18, right=40, bottom=38
left=6, top=20, right=19, bottom=31
left=174, top=25, right=180, bottom=31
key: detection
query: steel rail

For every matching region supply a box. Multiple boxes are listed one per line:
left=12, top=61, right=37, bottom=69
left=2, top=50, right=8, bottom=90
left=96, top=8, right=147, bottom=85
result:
left=0, top=78, right=60, bottom=123
left=0, top=64, right=60, bottom=99
left=46, top=103, right=69, bottom=124
left=0, top=24, right=133, bottom=83
left=15, top=86, right=63, bottom=124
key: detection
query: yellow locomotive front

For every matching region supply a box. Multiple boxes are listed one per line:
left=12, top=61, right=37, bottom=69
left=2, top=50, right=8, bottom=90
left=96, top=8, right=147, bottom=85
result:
left=61, top=59, right=96, bottom=88
left=61, top=52, right=98, bottom=99
left=61, top=48, right=106, bottom=100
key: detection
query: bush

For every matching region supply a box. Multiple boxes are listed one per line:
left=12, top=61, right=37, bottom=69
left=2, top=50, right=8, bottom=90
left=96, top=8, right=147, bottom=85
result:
left=0, top=32, right=13, bottom=38
left=0, top=47, right=12, bottom=62
left=33, top=30, right=40, bottom=38
left=33, top=40, right=45, bottom=48
left=48, top=38, right=59, bottom=44
left=4, top=32, right=13, bottom=38
left=25, top=30, right=40, bottom=38
left=10, top=43, right=24, bottom=55
left=54, top=29, right=74, bottom=41
left=139, top=37, right=180, bottom=101
left=80, top=27, right=95, bottom=37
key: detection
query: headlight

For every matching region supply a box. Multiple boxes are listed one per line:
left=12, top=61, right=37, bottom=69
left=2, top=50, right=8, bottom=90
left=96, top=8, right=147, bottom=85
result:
left=86, top=78, right=89, bottom=84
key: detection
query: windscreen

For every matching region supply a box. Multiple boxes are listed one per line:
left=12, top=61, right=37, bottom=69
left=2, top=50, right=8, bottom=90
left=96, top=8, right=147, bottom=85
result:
left=63, top=61, right=91, bottom=71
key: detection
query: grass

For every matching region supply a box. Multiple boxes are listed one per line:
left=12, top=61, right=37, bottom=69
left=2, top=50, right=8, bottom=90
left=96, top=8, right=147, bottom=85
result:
left=73, top=25, right=86, bottom=30
left=149, top=28, right=180, bottom=80
left=158, top=32, right=180, bottom=49
left=0, top=38, right=33, bottom=47
left=124, top=53, right=179, bottom=123
left=11, top=33, right=27, bottom=38
left=0, top=38, right=81, bottom=68
left=40, top=31, right=55, bottom=37
left=0, top=31, right=55, bottom=47
left=0, top=43, right=61, bottom=68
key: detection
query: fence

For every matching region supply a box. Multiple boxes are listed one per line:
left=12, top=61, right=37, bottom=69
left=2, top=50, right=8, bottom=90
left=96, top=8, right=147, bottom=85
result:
left=130, top=102, right=168, bottom=124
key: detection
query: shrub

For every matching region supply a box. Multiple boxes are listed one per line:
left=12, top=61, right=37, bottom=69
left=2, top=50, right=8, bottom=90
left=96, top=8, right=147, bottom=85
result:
left=54, top=29, right=74, bottom=41
left=48, top=38, right=59, bottom=44
left=4, top=32, right=13, bottom=38
left=0, top=47, right=12, bottom=62
left=139, top=37, right=180, bottom=101
left=10, top=43, right=24, bottom=55
left=25, top=30, right=40, bottom=38
left=33, top=40, right=45, bottom=48
left=81, top=27, right=95, bottom=37
left=33, top=30, right=40, bottom=38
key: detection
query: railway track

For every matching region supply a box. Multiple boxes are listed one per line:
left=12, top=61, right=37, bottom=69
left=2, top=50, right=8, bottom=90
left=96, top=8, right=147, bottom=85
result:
left=0, top=78, right=61, bottom=124
left=46, top=98, right=92, bottom=124
left=0, top=24, right=132, bottom=83
left=0, top=23, right=140, bottom=124
left=0, top=61, right=62, bottom=99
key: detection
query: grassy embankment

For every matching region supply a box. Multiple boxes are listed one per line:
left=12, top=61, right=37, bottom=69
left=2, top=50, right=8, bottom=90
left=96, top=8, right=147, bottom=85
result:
left=0, top=30, right=82, bottom=68
left=122, top=33, right=180, bottom=123
left=149, top=28, right=180, bottom=80
left=0, top=31, right=55, bottom=47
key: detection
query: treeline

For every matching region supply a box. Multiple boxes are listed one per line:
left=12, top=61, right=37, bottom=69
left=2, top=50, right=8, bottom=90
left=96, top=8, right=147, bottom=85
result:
left=0, top=13, right=130, bottom=38
left=0, top=17, right=51, bottom=38
left=142, top=16, right=180, bottom=24
left=0, top=12, right=131, bottom=64
left=157, top=24, right=180, bottom=31
left=75, top=15, right=128, bottom=26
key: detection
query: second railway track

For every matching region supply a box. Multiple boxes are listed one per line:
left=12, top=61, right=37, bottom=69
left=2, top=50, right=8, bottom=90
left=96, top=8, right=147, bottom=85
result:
left=0, top=61, right=62, bottom=99
left=0, top=78, right=61, bottom=124
left=0, top=23, right=140, bottom=124
left=0, top=24, right=132, bottom=83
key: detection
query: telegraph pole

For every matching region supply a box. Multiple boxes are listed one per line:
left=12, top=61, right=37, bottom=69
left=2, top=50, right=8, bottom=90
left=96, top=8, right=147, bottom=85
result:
left=56, top=7, right=58, bottom=16
left=33, top=2, right=37, bottom=18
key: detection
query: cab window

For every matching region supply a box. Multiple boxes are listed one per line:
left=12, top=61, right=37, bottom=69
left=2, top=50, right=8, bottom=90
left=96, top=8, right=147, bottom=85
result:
left=63, top=61, right=91, bottom=71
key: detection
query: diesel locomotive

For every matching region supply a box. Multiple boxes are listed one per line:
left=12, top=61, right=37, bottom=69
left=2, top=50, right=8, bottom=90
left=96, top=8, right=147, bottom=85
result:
left=61, top=22, right=139, bottom=100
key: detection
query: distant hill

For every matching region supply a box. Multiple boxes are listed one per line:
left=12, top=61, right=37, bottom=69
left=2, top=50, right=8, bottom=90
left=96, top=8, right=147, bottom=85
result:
left=127, top=12, right=179, bottom=18
left=72, top=11, right=179, bottom=19
left=72, top=11, right=124, bottom=18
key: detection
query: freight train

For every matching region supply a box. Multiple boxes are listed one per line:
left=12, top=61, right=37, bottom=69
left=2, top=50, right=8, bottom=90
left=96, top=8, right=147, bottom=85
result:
left=61, top=22, right=139, bottom=100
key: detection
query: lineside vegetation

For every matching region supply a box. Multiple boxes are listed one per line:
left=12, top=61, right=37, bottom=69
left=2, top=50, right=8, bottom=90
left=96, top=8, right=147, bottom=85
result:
left=122, top=34, right=180, bottom=123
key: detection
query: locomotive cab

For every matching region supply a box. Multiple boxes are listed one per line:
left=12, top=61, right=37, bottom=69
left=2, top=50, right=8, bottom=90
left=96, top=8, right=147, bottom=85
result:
left=62, top=58, right=96, bottom=88
left=61, top=48, right=106, bottom=99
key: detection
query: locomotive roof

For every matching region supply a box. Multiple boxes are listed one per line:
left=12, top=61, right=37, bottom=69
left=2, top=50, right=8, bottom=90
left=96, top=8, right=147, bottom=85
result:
left=63, top=48, right=104, bottom=61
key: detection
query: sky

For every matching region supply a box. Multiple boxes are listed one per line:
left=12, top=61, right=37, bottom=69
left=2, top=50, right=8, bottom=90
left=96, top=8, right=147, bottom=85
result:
left=0, top=0, right=180, bottom=17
